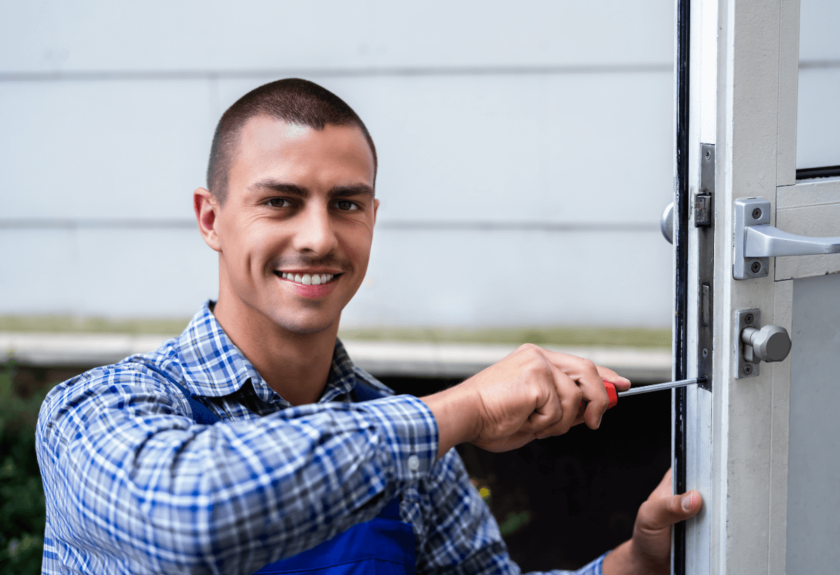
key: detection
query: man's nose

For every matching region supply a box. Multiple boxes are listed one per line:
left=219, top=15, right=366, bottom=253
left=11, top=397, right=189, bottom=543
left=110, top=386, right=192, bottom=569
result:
left=292, top=203, right=339, bottom=255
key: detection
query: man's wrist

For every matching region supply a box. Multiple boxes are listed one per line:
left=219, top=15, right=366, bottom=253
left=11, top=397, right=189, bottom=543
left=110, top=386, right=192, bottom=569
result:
left=420, top=384, right=480, bottom=458
left=602, top=540, right=668, bottom=575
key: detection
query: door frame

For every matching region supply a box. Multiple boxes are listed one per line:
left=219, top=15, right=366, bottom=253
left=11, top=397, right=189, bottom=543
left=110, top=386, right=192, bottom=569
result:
left=678, top=0, right=802, bottom=573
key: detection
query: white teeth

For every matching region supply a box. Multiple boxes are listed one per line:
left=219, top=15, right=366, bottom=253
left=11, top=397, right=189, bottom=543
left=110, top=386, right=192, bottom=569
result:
left=280, top=272, right=335, bottom=285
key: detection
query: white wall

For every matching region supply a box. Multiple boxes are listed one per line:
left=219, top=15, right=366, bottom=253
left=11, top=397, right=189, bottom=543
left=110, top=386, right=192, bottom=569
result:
left=0, top=1, right=679, bottom=327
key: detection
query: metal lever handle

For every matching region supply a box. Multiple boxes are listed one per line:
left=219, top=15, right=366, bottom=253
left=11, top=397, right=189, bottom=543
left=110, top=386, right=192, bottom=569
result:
left=746, top=225, right=840, bottom=258
left=734, top=197, right=840, bottom=279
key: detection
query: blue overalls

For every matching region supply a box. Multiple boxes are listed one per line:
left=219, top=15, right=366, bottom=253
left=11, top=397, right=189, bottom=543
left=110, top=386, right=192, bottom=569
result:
left=171, top=378, right=416, bottom=574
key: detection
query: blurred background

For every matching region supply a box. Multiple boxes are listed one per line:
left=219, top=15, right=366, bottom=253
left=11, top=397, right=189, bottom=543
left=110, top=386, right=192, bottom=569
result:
left=0, top=0, right=837, bottom=572
left=0, top=0, right=679, bottom=328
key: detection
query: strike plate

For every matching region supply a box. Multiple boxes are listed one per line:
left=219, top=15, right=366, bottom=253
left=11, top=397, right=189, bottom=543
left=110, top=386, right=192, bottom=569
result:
left=695, top=143, right=714, bottom=391
left=735, top=308, right=760, bottom=378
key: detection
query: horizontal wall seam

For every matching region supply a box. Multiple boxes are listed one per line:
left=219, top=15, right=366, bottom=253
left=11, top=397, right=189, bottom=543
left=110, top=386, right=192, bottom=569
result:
left=0, top=219, right=198, bottom=229
left=0, top=63, right=674, bottom=82
left=0, top=219, right=660, bottom=232
left=377, top=221, right=659, bottom=231
left=0, top=60, right=834, bottom=82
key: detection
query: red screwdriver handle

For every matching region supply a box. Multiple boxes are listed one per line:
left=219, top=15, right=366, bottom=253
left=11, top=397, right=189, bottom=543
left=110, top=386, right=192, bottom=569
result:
left=578, top=381, right=619, bottom=413
left=603, top=381, right=618, bottom=409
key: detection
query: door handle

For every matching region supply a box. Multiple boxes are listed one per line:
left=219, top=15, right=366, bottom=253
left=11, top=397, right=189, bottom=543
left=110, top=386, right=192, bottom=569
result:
left=661, top=201, right=674, bottom=244
left=746, top=224, right=840, bottom=258
left=734, top=197, right=840, bottom=279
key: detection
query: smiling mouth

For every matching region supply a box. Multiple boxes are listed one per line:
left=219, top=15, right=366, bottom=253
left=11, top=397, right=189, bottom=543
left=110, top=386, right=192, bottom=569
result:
left=275, top=271, right=340, bottom=286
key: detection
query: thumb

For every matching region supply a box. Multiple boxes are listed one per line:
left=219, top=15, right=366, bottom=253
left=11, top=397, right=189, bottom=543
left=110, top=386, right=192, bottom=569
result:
left=639, top=489, right=702, bottom=531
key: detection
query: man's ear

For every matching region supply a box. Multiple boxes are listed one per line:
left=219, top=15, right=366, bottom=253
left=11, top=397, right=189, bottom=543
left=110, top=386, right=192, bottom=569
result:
left=373, top=198, right=380, bottom=224
left=194, top=188, right=222, bottom=252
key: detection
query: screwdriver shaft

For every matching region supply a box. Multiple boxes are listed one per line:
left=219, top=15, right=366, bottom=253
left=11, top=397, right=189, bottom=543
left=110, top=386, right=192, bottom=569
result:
left=617, top=377, right=705, bottom=397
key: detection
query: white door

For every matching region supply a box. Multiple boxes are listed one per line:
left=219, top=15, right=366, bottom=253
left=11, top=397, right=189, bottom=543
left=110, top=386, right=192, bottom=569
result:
left=674, top=0, right=840, bottom=573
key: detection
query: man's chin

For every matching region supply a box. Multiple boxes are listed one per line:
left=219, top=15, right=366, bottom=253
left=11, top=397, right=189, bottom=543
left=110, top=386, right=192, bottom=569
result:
left=270, top=314, right=338, bottom=337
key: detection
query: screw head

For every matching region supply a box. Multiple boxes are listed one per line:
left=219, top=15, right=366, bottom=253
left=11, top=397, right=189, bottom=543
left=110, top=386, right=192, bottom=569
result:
left=743, top=364, right=753, bottom=375
left=745, top=313, right=754, bottom=324
left=702, top=348, right=709, bottom=358
left=752, top=207, right=763, bottom=219
left=751, top=261, right=762, bottom=273
left=705, top=150, right=711, bottom=160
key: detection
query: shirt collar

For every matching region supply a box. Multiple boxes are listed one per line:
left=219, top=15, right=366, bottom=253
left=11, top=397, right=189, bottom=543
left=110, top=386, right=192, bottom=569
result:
left=176, top=301, right=359, bottom=406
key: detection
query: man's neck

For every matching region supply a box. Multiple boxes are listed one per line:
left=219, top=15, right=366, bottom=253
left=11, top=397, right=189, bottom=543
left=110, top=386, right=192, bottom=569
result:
left=212, top=296, right=339, bottom=407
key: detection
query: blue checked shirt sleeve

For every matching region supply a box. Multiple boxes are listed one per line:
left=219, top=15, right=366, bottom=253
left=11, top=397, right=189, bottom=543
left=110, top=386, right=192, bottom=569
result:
left=412, top=447, right=609, bottom=575
left=36, top=366, right=438, bottom=574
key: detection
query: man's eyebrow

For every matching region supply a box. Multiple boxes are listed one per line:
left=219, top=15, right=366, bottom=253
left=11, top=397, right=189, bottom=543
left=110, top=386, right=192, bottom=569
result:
left=330, top=184, right=375, bottom=198
left=250, top=180, right=309, bottom=197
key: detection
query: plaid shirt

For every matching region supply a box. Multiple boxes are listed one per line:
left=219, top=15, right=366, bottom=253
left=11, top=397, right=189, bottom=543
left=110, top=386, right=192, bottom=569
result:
left=36, top=302, right=606, bottom=574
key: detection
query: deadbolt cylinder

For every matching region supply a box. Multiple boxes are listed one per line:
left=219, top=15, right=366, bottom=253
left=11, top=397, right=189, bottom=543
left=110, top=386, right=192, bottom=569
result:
left=740, top=324, right=792, bottom=363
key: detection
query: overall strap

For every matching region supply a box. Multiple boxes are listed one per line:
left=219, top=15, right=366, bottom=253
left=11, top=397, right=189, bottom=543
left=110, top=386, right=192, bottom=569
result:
left=169, top=379, right=221, bottom=425
left=143, top=363, right=221, bottom=425
left=352, top=379, right=389, bottom=403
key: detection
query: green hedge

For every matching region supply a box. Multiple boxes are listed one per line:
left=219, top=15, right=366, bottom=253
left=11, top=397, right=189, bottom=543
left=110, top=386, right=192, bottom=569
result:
left=0, top=361, right=47, bottom=573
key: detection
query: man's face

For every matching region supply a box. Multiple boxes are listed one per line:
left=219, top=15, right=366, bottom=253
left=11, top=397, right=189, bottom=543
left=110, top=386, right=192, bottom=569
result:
left=202, top=116, right=378, bottom=335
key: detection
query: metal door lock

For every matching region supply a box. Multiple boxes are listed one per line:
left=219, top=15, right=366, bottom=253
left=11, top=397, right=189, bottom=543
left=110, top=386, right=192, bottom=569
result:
left=741, top=324, right=791, bottom=364
left=735, top=309, right=792, bottom=378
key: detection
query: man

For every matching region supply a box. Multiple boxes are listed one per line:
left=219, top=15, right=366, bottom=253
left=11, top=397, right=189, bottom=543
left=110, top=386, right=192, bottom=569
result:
left=37, top=79, right=701, bottom=574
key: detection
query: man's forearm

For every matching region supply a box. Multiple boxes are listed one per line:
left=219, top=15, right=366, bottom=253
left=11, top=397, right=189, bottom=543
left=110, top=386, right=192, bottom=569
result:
left=601, top=541, right=653, bottom=575
left=38, top=377, right=438, bottom=571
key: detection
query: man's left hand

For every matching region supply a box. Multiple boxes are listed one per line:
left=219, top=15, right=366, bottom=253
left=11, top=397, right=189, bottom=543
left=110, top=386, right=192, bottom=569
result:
left=602, top=468, right=702, bottom=575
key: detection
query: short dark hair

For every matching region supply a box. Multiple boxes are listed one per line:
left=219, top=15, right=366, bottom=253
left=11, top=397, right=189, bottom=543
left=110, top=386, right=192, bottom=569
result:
left=206, top=78, right=377, bottom=203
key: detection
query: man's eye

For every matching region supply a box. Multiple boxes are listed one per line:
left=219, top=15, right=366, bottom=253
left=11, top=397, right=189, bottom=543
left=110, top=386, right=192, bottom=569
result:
left=267, top=198, right=291, bottom=208
left=336, top=200, right=358, bottom=211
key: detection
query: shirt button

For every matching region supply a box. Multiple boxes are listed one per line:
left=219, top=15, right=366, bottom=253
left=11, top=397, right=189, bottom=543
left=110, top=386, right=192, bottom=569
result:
left=407, top=455, right=420, bottom=472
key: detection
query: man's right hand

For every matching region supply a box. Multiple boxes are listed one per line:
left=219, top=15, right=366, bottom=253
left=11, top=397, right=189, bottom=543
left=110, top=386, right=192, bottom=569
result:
left=421, top=344, right=631, bottom=457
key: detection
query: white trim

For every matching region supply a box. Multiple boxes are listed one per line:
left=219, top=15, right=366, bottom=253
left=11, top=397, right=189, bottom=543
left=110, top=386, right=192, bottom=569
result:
left=775, top=178, right=840, bottom=279
left=684, top=0, right=802, bottom=572
left=683, top=1, right=719, bottom=572
left=777, top=0, right=801, bottom=186
left=768, top=279, right=793, bottom=574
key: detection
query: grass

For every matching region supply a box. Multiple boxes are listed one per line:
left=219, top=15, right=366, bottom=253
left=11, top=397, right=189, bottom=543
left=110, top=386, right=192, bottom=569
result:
left=0, top=316, right=672, bottom=349
left=0, top=315, right=191, bottom=336
left=337, top=326, right=672, bottom=349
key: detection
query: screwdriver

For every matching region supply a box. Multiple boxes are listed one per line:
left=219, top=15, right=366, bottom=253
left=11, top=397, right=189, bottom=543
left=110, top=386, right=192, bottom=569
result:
left=602, top=377, right=706, bottom=408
